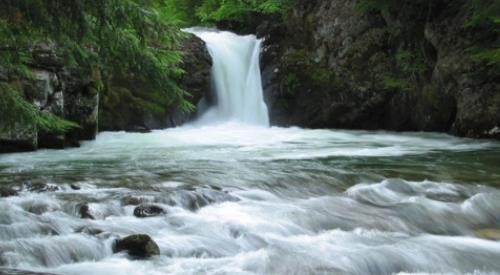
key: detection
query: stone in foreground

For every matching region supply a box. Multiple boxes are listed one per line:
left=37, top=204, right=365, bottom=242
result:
left=114, top=234, right=160, bottom=258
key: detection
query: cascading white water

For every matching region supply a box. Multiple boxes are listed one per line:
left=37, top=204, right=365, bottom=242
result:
left=186, top=29, right=269, bottom=126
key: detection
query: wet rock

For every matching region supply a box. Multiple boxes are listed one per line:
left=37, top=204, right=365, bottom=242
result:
left=70, top=183, right=81, bottom=190
left=121, top=196, right=149, bottom=206
left=133, top=204, right=165, bottom=218
left=125, top=126, right=151, bottom=133
left=475, top=228, right=500, bottom=241
left=27, top=203, right=51, bottom=215
left=76, top=226, right=104, bottom=235
left=79, top=203, right=95, bottom=219
left=0, top=66, right=8, bottom=81
left=178, top=188, right=239, bottom=211
left=24, top=182, right=59, bottom=193
left=0, top=269, right=58, bottom=275
left=0, top=185, right=19, bottom=197
left=179, top=34, right=213, bottom=109
left=99, top=34, right=211, bottom=131
left=114, top=234, right=160, bottom=258
left=32, top=42, right=65, bottom=69
left=255, top=0, right=500, bottom=140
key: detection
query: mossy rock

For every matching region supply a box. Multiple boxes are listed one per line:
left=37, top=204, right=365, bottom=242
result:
left=114, top=234, right=160, bottom=258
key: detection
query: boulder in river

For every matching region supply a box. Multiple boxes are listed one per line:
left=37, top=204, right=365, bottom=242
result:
left=70, top=183, right=81, bottom=190
left=79, top=203, right=95, bottom=219
left=475, top=228, right=500, bottom=241
left=24, top=182, right=59, bottom=193
left=0, top=185, right=19, bottom=197
left=121, top=195, right=150, bottom=206
left=75, top=226, right=104, bottom=236
left=133, top=204, right=165, bottom=218
left=114, top=234, right=160, bottom=258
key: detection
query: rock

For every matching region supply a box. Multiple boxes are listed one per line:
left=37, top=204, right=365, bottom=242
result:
left=0, top=269, right=58, bottom=275
left=125, top=126, right=151, bottom=133
left=133, top=204, right=165, bottom=218
left=114, top=234, right=160, bottom=258
left=0, top=48, right=101, bottom=154
left=475, top=228, right=500, bottom=241
left=0, top=66, right=8, bottom=81
left=62, top=67, right=100, bottom=144
left=121, top=196, right=149, bottom=206
left=0, top=185, right=19, bottom=197
left=79, top=203, right=95, bottom=219
left=179, top=34, right=213, bottom=109
left=32, top=42, right=65, bottom=69
left=70, top=183, right=81, bottom=190
left=24, top=182, right=59, bottom=193
left=98, top=34, right=212, bottom=131
left=76, top=226, right=104, bottom=235
left=254, top=0, right=500, bottom=140
left=170, top=187, right=239, bottom=211
left=27, top=203, right=51, bottom=215
left=0, top=125, right=38, bottom=154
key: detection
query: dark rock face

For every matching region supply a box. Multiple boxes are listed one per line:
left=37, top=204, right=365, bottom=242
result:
left=99, top=34, right=212, bottom=131
left=114, top=234, right=160, bottom=258
left=24, top=182, right=59, bottom=193
left=79, top=203, right=95, bottom=220
left=0, top=43, right=101, bottom=153
left=0, top=185, right=18, bottom=197
left=133, top=204, right=166, bottom=218
left=257, top=0, right=499, bottom=139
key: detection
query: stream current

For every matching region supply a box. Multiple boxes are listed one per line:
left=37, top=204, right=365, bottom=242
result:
left=0, top=30, right=500, bottom=275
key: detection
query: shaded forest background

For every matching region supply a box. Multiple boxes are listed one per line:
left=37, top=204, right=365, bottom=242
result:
left=0, top=0, right=498, bottom=136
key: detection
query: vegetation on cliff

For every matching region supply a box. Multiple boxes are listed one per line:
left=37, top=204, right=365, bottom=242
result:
left=0, top=0, right=189, bottom=134
left=163, top=0, right=295, bottom=25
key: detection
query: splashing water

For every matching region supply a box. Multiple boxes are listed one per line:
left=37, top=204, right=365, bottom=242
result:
left=185, top=28, right=269, bottom=126
left=1, top=30, right=500, bottom=275
left=1, top=124, right=500, bottom=275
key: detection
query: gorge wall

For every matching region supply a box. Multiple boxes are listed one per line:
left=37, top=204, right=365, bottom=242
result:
left=0, top=35, right=212, bottom=153
left=257, top=0, right=500, bottom=139
left=0, top=42, right=100, bottom=153
left=98, top=34, right=212, bottom=132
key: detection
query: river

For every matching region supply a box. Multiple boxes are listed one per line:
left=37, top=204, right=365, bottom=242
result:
left=0, top=30, right=499, bottom=275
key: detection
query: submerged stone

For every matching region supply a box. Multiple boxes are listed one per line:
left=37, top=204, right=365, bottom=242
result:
left=114, top=234, right=160, bottom=258
left=75, top=226, right=104, bottom=236
left=70, top=183, right=81, bottom=190
left=133, top=204, right=165, bottom=218
left=0, top=185, right=19, bottom=197
left=79, top=203, right=95, bottom=220
left=475, top=229, right=500, bottom=241
left=24, top=182, right=59, bottom=193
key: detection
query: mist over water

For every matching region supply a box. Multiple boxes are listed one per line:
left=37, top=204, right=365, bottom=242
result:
left=1, top=30, right=500, bottom=275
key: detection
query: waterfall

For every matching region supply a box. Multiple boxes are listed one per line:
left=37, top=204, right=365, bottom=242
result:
left=186, top=29, right=269, bottom=126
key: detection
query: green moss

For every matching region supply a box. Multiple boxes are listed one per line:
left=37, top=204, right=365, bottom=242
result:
left=473, top=48, right=500, bottom=66
left=383, top=76, right=408, bottom=91
left=311, top=67, right=336, bottom=84
left=284, top=72, right=300, bottom=93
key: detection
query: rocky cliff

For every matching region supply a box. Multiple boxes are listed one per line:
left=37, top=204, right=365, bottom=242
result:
left=98, top=34, right=212, bottom=132
left=0, top=43, right=100, bottom=153
left=258, top=0, right=499, bottom=139
left=0, top=35, right=212, bottom=153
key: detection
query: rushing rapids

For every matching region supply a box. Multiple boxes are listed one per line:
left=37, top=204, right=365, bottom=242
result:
left=1, top=31, right=500, bottom=275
